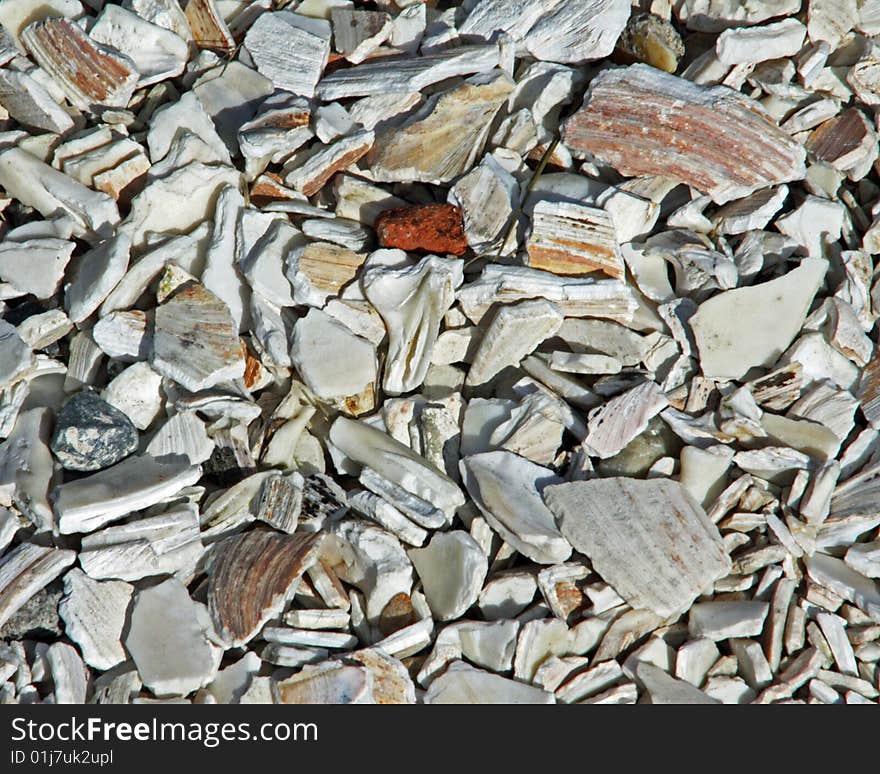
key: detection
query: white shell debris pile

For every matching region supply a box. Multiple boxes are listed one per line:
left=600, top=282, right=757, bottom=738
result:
left=2, top=0, right=880, bottom=707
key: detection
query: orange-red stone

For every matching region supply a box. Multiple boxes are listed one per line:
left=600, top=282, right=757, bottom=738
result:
left=374, top=203, right=468, bottom=256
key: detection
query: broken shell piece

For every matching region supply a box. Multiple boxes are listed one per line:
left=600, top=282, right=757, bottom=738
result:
left=0, top=235, right=74, bottom=300
left=806, top=109, right=877, bottom=180
left=526, top=201, right=624, bottom=279
left=275, top=663, right=375, bottom=704
left=145, top=411, right=213, bottom=465
left=448, top=153, right=518, bottom=253
left=316, top=43, right=500, bottom=100
left=0, top=544, right=75, bottom=629
left=183, top=0, right=234, bottom=53
left=466, top=299, right=563, bottom=387
left=362, top=255, right=462, bottom=395
left=367, top=72, right=514, bottom=185
left=690, top=258, right=827, bottom=380
left=715, top=19, right=806, bottom=66
left=583, top=381, right=670, bottom=459
left=58, top=568, right=132, bottom=671
left=287, top=242, right=366, bottom=307
left=689, top=601, right=769, bottom=640
left=65, top=233, right=131, bottom=324
left=426, top=660, right=554, bottom=704
left=21, top=18, right=138, bottom=111
left=102, top=362, right=164, bottom=431
left=290, top=309, right=377, bottom=409
left=89, top=4, right=189, bottom=87
left=244, top=11, right=330, bottom=98
left=330, top=417, right=464, bottom=519
left=0, top=147, right=119, bottom=242
left=457, top=264, right=637, bottom=325
left=562, top=64, right=806, bottom=204
left=461, top=451, right=571, bottom=565
left=408, top=531, right=487, bottom=622
left=53, top=454, right=202, bottom=535
left=78, top=504, right=204, bottom=582
left=152, top=283, right=246, bottom=393
left=330, top=518, right=413, bottom=623
left=0, top=408, right=56, bottom=532
left=206, top=530, right=322, bottom=647
left=544, top=477, right=731, bottom=617
left=283, top=130, right=374, bottom=197
left=0, top=68, right=74, bottom=134
left=330, top=8, right=391, bottom=64
left=125, top=576, right=220, bottom=697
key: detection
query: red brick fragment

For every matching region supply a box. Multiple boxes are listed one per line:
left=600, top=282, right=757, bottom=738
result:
left=374, top=203, right=468, bottom=256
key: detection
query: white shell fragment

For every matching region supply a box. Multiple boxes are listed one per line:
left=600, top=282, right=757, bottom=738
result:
left=53, top=455, right=202, bottom=535
left=691, top=259, right=827, bottom=379
left=363, top=255, right=462, bottom=395
left=466, top=299, right=563, bottom=386
left=408, top=531, right=487, bottom=622
left=544, top=478, right=731, bottom=617
left=461, top=451, right=571, bottom=565
left=125, top=577, right=220, bottom=697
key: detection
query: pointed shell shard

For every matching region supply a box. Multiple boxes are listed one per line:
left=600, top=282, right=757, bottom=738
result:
left=561, top=64, right=806, bottom=204
left=461, top=451, right=571, bottom=565
left=544, top=477, right=731, bottom=617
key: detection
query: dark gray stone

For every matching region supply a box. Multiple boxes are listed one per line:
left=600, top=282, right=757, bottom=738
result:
left=0, top=581, right=63, bottom=640
left=50, top=391, right=139, bottom=472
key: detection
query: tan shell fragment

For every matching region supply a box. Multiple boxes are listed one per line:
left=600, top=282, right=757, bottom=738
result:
left=367, top=73, right=514, bottom=185
left=207, top=529, right=323, bottom=648
left=283, top=130, right=374, bottom=197
left=183, top=0, right=234, bottom=53
left=561, top=64, right=806, bottom=204
left=21, top=18, right=138, bottom=111
left=151, top=283, right=246, bottom=393
left=544, top=477, right=731, bottom=618
left=288, top=241, right=366, bottom=306
left=526, top=200, right=624, bottom=279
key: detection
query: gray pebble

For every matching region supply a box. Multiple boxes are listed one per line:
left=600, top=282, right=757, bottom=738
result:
left=50, top=391, right=139, bottom=472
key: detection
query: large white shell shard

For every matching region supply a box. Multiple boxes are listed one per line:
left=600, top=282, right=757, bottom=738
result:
left=125, top=577, right=220, bottom=697
left=408, top=531, right=487, bottom=621
left=89, top=4, right=188, bottom=87
left=290, top=309, right=378, bottom=402
left=690, top=258, right=827, bottom=379
left=544, top=477, right=731, bottom=617
left=0, top=147, right=119, bottom=242
left=53, top=455, right=202, bottom=535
